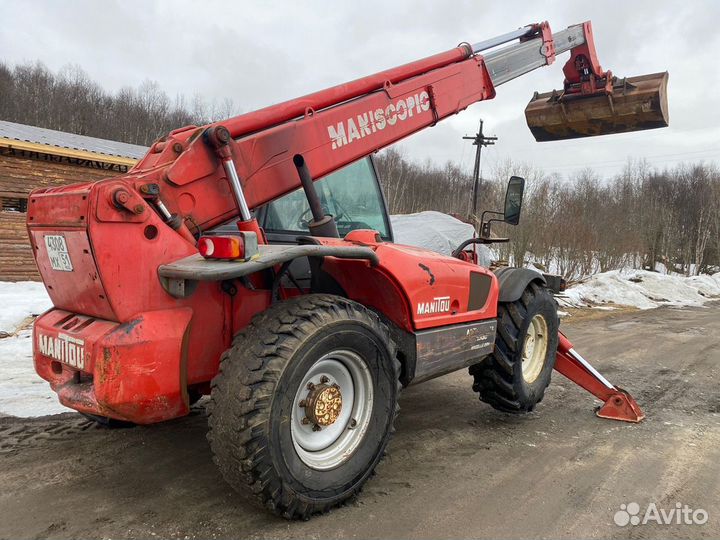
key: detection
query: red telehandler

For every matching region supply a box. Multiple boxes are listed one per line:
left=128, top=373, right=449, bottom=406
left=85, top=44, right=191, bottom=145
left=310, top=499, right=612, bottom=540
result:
left=28, top=21, right=664, bottom=518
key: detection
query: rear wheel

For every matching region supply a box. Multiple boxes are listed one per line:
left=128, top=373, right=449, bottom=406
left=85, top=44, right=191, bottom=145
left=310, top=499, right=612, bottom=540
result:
left=470, top=282, right=559, bottom=413
left=207, top=294, right=400, bottom=519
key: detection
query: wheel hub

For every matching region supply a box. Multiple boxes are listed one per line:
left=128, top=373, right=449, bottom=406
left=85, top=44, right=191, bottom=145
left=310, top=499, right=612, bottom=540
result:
left=521, top=313, right=549, bottom=383
left=304, top=382, right=343, bottom=427
left=291, top=351, right=374, bottom=470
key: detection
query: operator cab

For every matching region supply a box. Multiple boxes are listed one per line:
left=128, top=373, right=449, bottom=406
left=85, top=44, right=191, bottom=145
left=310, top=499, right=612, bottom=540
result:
left=214, top=156, right=392, bottom=289
left=258, top=156, right=393, bottom=242
left=215, top=156, right=392, bottom=241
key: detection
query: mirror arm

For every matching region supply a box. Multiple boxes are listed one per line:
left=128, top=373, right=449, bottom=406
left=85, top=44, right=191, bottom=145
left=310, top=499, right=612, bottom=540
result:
left=480, top=210, right=504, bottom=238
left=480, top=209, right=504, bottom=224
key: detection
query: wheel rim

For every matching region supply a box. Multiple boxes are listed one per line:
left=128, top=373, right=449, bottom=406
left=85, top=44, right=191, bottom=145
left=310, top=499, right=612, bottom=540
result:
left=290, top=350, right=374, bottom=470
left=521, top=314, right=549, bottom=383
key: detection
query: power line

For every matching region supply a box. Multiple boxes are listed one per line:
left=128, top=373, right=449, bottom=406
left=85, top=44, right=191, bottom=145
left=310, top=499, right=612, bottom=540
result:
left=463, top=119, right=497, bottom=217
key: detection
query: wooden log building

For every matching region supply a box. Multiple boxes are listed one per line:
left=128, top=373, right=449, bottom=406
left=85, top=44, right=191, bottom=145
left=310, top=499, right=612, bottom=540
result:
left=0, top=120, right=147, bottom=281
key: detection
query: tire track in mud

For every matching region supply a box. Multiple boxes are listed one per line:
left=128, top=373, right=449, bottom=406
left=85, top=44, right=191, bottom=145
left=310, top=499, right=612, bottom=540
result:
left=0, top=414, right=97, bottom=454
left=0, top=403, right=210, bottom=454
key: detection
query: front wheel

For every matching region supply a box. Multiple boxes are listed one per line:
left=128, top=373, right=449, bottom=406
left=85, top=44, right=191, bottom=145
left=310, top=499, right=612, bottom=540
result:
left=470, top=282, right=559, bottom=413
left=207, top=294, right=400, bottom=519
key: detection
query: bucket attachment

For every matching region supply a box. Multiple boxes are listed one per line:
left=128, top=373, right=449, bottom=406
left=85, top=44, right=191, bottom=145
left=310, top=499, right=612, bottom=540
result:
left=525, top=72, right=669, bottom=141
left=554, top=332, right=645, bottom=423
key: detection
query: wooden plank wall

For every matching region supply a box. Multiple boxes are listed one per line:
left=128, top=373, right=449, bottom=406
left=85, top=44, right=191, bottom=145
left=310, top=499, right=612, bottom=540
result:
left=0, top=152, right=125, bottom=281
left=0, top=211, right=39, bottom=281
left=0, top=150, right=118, bottom=196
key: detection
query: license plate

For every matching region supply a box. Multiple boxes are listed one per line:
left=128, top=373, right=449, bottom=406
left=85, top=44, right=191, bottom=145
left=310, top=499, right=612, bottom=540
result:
left=44, top=235, right=74, bottom=272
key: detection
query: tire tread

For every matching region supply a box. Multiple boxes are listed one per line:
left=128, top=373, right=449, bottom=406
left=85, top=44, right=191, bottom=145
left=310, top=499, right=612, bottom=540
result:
left=470, top=284, right=557, bottom=413
left=207, top=294, right=400, bottom=519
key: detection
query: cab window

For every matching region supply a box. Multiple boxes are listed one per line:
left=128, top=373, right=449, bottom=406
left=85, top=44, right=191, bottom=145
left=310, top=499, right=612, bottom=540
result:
left=262, top=158, right=391, bottom=240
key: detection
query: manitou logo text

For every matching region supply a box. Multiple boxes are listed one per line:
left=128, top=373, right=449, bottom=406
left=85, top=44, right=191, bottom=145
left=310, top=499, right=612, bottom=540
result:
left=417, top=296, right=451, bottom=315
left=328, top=91, right=431, bottom=150
left=38, top=333, right=85, bottom=369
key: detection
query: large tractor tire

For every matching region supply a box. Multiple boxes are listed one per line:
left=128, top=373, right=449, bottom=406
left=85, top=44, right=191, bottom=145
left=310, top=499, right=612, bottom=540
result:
left=207, top=294, right=401, bottom=519
left=470, top=282, right=559, bottom=413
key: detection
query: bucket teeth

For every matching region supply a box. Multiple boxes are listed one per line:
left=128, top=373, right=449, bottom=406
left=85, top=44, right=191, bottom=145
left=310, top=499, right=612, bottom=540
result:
left=525, top=72, right=669, bottom=141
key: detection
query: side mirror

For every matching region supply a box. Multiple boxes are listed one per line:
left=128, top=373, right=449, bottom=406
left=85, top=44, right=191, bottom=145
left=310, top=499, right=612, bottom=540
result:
left=478, top=176, right=526, bottom=242
left=503, top=176, right=525, bottom=226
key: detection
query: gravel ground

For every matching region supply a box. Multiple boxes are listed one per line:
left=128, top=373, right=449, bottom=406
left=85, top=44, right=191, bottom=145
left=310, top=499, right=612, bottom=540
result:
left=0, top=303, right=718, bottom=539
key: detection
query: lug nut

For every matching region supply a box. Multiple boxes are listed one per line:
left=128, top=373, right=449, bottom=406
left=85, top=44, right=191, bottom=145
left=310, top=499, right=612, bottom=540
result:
left=320, top=375, right=329, bottom=384
left=301, top=417, right=310, bottom=425
left=299, top=400, right=307, bottom=408
left=312, top=424, right=321, bottom=432
left=307, top=382, right=315, bottom=390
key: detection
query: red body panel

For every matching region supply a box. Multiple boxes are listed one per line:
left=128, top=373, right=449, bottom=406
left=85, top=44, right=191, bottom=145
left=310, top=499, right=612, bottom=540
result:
left=318, top=236, right=498, bottom=331
left=29, top=181, right=272, bottom=422
left=33, top=307, right=192, bottom=423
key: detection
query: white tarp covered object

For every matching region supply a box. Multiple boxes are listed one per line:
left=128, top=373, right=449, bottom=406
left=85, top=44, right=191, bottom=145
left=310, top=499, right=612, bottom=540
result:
left=390, top=211, right=494, bottom=267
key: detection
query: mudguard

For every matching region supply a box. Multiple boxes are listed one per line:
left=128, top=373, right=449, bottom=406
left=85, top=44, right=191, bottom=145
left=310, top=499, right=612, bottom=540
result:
left=494, top=267, right=546, bottom=303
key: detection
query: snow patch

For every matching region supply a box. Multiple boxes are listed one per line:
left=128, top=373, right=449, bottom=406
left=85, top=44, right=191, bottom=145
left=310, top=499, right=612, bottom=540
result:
left=0, top=329, right=71, bottom=416
left=560, top=270, right=720, bottom=310
left=0, top=282, right=69, bottom=417
left=0, top=281, right=52, bottom=334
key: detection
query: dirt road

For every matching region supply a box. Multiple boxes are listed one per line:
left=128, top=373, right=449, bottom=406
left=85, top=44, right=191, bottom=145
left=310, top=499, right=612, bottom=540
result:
left=1, top=304, right=719, bottom=539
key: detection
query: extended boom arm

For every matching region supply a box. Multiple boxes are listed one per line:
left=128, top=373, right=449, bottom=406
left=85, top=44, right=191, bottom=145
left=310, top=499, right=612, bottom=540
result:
left=127, top=22, right=616, bottom=235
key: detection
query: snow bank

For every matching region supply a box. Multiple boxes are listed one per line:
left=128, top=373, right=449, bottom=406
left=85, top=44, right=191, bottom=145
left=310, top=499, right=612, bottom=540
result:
left=0, top=281, right=52, bottom=334
left=390, top=211, right=494, bottom=267
left=0, top=329, right=70, bottom=416
left=0, top=282, right=68, bottom=416
left=561, top=269, right=720, bottom=310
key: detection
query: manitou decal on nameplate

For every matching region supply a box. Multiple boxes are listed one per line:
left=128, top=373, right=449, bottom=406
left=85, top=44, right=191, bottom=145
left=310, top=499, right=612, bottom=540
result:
left=417, top=296, right=451, bottom=315
left=37, top=333, right=85, bottom=369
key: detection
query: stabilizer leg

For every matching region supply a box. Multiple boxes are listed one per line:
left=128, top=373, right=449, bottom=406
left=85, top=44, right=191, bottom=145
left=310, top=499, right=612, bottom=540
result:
left=554, top=332, right=644, bottom=423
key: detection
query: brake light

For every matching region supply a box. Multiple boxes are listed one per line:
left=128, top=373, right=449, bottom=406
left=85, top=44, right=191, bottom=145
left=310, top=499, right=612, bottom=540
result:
left=198, top=235, right=245, bottom=260
left=197, top=232, right=259, bottom=261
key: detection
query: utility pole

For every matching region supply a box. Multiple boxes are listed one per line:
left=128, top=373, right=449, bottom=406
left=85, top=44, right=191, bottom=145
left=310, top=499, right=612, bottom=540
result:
left=463, top=119, right=497, bottom=218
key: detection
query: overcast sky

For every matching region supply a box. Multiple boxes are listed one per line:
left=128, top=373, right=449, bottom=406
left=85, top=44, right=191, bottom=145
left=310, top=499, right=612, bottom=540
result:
left=2, top=0, right=718, bottom=179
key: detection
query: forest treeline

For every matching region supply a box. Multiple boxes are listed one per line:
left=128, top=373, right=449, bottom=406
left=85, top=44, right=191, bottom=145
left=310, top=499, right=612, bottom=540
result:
left=2, top=60, right=718, bottom=279
left=0, top=60, right=237, bottom=146
left=375, top=149, right=720, bottom=279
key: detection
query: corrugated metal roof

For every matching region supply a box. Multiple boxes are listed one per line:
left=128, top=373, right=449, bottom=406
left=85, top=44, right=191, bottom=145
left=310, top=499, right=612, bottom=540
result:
left=0, top=120, right=148, bottom=160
